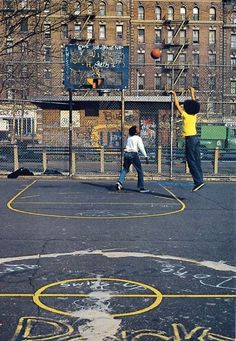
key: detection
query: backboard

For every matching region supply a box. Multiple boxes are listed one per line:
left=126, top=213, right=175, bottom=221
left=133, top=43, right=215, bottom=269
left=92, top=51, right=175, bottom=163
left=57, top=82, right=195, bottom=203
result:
left=64, top=44, right=129, bottom=91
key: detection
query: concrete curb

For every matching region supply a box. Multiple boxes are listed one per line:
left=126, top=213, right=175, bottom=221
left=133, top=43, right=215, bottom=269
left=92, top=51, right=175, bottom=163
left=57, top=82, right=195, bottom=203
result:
left=0, top=174, right=235, bottom=182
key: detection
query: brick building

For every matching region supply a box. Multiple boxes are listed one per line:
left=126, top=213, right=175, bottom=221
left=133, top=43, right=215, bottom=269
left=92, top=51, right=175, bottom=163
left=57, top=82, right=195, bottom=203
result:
left=0, top=0, right=235, bottom=147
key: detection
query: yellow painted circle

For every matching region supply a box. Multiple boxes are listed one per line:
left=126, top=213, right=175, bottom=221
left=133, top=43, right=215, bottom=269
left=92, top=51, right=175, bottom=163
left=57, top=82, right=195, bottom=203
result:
left=33, top=278, right=163, bottom=318
left=7, top=180, right=186, bottom=220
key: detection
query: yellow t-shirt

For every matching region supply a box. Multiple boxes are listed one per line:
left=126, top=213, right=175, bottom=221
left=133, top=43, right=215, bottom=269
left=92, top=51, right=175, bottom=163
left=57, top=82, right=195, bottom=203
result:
left=181, top=110, right=197, bottom=137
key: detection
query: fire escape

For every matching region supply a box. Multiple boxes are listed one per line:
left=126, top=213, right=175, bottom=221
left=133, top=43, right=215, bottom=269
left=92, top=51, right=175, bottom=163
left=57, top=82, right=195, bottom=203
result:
left=69, top=13, right=96, bottom=45
left=162, top=17, right=189, bottom=92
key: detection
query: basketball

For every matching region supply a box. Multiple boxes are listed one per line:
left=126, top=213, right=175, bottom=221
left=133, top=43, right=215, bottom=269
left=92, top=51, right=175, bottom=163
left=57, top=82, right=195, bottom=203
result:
left=150, top=48, right=161, bottom=59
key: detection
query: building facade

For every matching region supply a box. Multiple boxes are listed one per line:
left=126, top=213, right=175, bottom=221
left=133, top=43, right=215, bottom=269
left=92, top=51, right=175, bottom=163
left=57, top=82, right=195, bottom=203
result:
left=0, top=0, right=235, bottom=147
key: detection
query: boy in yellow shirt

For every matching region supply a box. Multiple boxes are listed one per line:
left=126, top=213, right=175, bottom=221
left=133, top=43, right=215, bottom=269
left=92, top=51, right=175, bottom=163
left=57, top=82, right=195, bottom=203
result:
left=170, top=88, right=205, bottom=192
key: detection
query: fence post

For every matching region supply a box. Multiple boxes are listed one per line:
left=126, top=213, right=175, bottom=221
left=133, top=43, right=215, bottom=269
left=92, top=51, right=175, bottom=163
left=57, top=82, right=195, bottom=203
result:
left=213, top=147, right=219, bottom=174
left=157, top=145, right=162, bottom=174
left=72, top=152, right=76, bottom=175
left=100, top=146, right=104, bottom=173
left=42, top=149, right=47, bottom=172
left=13, top=144, right=19, bottom=171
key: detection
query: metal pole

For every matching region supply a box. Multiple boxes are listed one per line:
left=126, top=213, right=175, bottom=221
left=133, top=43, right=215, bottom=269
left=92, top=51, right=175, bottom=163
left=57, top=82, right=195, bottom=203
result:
left=170, top=67, right=174, bottom=178
left=69, top=89, right=73, bottom=176
left=121, top=89, right=125, bottom=168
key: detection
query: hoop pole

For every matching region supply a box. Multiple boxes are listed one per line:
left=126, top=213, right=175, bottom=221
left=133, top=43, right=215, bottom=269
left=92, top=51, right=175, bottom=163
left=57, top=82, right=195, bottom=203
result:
left=121, top=89, right=125, bottom=168
left=69, top=89, right=73, bottom=176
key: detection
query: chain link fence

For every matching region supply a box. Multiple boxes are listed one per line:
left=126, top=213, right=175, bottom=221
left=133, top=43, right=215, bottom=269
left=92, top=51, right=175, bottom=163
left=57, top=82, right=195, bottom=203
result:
left=0, top=64, right=235, bottom=178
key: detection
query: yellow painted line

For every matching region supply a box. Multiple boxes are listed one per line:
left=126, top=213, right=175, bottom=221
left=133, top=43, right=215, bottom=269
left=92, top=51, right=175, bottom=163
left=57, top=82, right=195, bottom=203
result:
left=163, top=294, right=236, bottom=298
left=32, top=277, right=163, bottom=318
left=7, top=180, right=186, bottom=219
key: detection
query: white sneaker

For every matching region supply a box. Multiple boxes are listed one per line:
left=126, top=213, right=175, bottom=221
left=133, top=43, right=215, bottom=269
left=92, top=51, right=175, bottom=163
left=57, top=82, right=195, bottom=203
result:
left=192, top=183, right=205, bottom=192
left=116, top=182, right=122, bottom=191
left=140, top=188, right=149, bottom=193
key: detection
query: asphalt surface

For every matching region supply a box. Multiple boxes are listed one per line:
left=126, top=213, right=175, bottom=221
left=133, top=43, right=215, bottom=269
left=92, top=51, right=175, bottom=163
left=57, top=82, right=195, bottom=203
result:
left=0, top=178, right=235, bottom=341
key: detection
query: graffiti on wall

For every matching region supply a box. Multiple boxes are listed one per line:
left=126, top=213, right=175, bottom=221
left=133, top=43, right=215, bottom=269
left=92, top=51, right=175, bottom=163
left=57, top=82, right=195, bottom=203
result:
left=140, top=116, right=157, bottom=148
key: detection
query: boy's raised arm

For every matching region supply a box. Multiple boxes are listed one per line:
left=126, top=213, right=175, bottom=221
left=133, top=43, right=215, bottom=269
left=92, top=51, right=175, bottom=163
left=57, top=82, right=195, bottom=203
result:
left=189, top=87, right=196, bottom=100
left=169, top=90, right=183, bottom=115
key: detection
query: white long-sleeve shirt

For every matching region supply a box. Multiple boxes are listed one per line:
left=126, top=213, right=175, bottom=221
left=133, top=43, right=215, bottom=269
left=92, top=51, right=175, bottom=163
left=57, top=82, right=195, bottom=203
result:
left=124, top=135, right=147, bottom=157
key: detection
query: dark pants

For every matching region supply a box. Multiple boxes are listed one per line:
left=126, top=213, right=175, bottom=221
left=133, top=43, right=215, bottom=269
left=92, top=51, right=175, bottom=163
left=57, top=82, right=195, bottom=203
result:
left=185, top=136, right=203, bottom=185
left=118, top=152, right=144, bottom=189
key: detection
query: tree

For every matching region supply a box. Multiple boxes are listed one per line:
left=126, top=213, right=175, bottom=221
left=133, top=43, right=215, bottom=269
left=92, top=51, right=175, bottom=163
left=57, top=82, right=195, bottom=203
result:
left=0, top=0, right=96, bottom=99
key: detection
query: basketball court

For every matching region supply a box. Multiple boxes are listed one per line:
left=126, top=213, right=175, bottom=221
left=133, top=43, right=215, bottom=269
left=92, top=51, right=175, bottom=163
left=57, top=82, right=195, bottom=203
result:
left=0, top=178, right=235, bottom=340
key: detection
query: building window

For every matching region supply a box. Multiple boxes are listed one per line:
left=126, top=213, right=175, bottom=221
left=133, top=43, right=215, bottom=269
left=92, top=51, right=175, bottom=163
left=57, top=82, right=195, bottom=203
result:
left=167, top=30, right=174, bottom=44
left=179, top=76, right=186, bottom=89
left=137, top=74, right=145, bottom=90
left=44, top=0, right=51, bottom=13
left=193, top=29, right=199, bottom=43
left=20, top=89, right=29, bottom=100
left=179, top=30, right=186, bottom=44
left=231, top=56, right=236, bottom=70
left=6, top=39, right=13, bottom=54
left=179, top=53, right=186, bottom=65
left=21, top=65, right=28, bottom=78
left=167, top=75, right=172, bottom=89
left=20, top=17, right=28, bottom=32
left=61, top=1, right=68, bottom=14
left=155, top=56, right=161, bottom=64
left=209, top=75, right=216, bottom=90
left=180, top=6, right=186, bottom=20
left=138, top=29, right=145, bottom=43
left=44, top=47, right=51, bottom=62
left=99, top=25, right=106, bottom=39
left=155, top=6, right=161, bottom=20
left=155, top=75, right=161, bottom=89
left=231, top=80, right=236, bottom=94
left=209, top=53, right=216, bottom=65
left=230, top=102, right=236, bottom=115
left=6, top=65, right=13, bottom=78
left=192, top=75, right=199, bottom=89
left=74, top=23, right=81, bottom=38
left=116, top=2, right=123, bottom=16
left=44, top=23, right=51, bottom=38
left=192, top=7, right=199, bottom=21
left=155, top=29, right=162, bottom=43
left=4, top=0, right=13, bottom=9
left=62, top=23, right=68, bottom=38
left=99, top=1, right=106, bottom=16
left=15, top=117, right=34, bottom=135
left=209, top=7, right=216, bottom=21
left=44, top=68, right=52, bottom=80
left=209, top=30, right=216, bottom=44
left=231, top=34, right=236, bottom=49
left=7, top=89, right=15, bottom=100
left=192, top=53, right=199, bottom=65
left=138, top=6, right=145, bottom=20
left=138, top=52, right=145, bottom=64
left=75, top=3, right=81, bottom=15
left=232, top=13, right=236, bottom=25
left=87, top=2, right=93, bottom=15
left=116, top=25, right=123, bottom=39
left=167, top=52, right=174, bottom=64
left=167, top=6, right=174, bottom=21
left=87, top=25, right=93, bottom=39
left=21, top=41, right=28, bottom=55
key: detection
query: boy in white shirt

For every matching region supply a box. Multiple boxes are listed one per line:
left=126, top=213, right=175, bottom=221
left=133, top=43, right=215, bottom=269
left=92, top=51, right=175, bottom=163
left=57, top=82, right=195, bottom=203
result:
left=116, top=125, right=149, bottom=192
